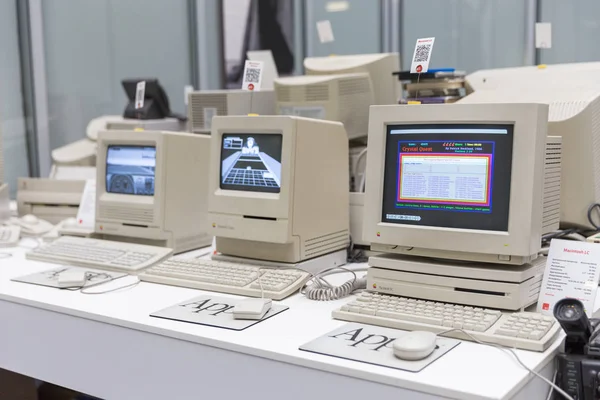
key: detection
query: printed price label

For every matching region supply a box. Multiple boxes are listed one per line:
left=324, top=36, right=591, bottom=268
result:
left=316, top=20, right=335, bottom=43
left=242, top=60, right=264, bottom=92
left=535, top=23, right=552, bottom=49
left=135, top=81, right=146, bottom=109
left=537, top=239, right=600, bottom=316
left=410, top=37, right=435, bottom=74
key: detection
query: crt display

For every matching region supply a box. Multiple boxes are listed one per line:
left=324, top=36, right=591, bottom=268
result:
left=106, top=146, right=156, bottom=196
left=220, top=133, right=283, bottom=193
left=381, top=124, right=514, bottom=231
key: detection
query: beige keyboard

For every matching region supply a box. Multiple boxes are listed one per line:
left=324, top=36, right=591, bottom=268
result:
left=332, top=292, right=561, bottom=352
left=26, top=236, right=173, bottom=272
left=139, top=258, right=310, bottom=300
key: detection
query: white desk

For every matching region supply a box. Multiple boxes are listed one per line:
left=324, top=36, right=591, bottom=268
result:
left=0, top=247, right=562, bottom=400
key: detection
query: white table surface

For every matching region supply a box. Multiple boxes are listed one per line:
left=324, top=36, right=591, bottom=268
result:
left=0, top=244, right=566, bottom=400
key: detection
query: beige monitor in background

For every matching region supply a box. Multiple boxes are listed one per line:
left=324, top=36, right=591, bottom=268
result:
left=208, top=115, right=349, bottom=266
left=274, top=73, right=374, bottom=140
left=95, top=130, right=211, bottom=253
left=187, top=90, right=276, bottom=134
left=364, top=103, right=553, bottom=265
left=461, top=88, right=600, bottom=229
left=304, top=53, right=400, bottom=105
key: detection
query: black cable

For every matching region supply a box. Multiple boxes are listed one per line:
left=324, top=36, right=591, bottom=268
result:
left=347, top=235, right=368, bottom=264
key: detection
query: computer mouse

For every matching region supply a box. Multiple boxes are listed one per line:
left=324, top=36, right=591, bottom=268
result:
left=393, top=331, right=437, bottom=361
left=232, top=298, right=272, bottom=320
left=22, top=214, right=39, bottom=225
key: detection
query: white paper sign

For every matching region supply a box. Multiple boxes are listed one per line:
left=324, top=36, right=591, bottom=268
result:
left=537, top=239, right=600, bottom=316
left=135, top=81, right=146, bottom=109
left=76, top=179, right=96, bottom=230
left=410, top=37, right=436, bottom=74
left=184, top=85, right=194, bottom=105
left=536, top=23, right=552, bottom=49
left=316, top=20, right=335, bottom=44
left=242, top=60, right=264, bottom=92
left=247, top=50, right=278, bottom=90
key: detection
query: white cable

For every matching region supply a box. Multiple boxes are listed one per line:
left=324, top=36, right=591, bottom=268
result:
left=303, top=267, right=368, bottom=301
left=352, top=148, right=368, bottom=181
left=438, top=328, right=573, bottom=400
left=80, top=277, right=141, bottom=295
left=545, top=367, right=557, bottom=400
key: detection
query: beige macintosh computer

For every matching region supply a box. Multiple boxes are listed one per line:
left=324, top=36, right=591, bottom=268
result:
left=187, top=89, right=276, bottom=134
left=273, top=73, right=374, bottom=140
left=333, top=103, right=563, bottom=352
left=460, top=87, right=600, bottom=229
left=27, top=130, right=211, bottom=272
left=139, top=115, right=350, bottom=299
left=304, top=53, right=400, bottom=105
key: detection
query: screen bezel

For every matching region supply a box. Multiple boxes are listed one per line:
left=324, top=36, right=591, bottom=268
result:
left=218, top=133, right=283, bottom=194
left=105, top=145, right=157, bottom=197
left=363, top=104, right=548, bottom=258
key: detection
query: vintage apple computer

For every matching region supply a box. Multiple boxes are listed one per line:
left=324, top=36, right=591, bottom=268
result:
left=274, top=73, right=374, bottom=140
left=304, top=53, right=400, bottom=105
left=460, top=87, right=600, bottom=229
left=27, top=130, right=211, bottom=272
left=93, top=130, right=211, bottom=253
left=138, top=115, right=350, bottom=299
left=332, top=103, right=564, bottom=352
left=187, top=90, right=276, bottom=134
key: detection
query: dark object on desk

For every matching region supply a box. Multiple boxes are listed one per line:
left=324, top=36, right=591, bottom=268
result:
left=554, top=298, right=600, bottom=399
left=121, top=78, right=185, bottom=121
left=0, top=368, right=37, bottom=400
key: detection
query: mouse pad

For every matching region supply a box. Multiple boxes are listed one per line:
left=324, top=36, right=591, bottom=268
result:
left=11, top=266, right=127, bottom=290
left=299, top=322, right=460, bottom=372
left=150, top=295, right=289, bottom=331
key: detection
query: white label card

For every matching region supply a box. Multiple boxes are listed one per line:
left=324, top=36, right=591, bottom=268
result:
left=184, top=85, right=194, bottom=105
left=242, top=60, right=264, bottom=92
left=247, top=50, right=279, bottom=90
left=410, top=37, right=435, bottom=74
left=537, top=239, right=600, bottom=316
left=316, top=20, right=335, bottom=44
left=76, top=179, right=96, bottom=230
left=536, top=23, right=552, bottom=49
left=135, top=81, right=146, bottom=109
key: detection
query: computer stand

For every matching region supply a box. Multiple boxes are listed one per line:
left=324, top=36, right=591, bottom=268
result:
left=211, top=249, right=348, bottom=275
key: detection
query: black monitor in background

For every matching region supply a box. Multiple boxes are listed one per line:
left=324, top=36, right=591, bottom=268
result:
left=121, top=78, right=185, bottom=121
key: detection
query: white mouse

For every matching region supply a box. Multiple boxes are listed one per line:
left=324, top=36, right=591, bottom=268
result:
left=393, top=331, right=437, bottom=361
left=22, top=214, right=39, bottom=225
left=232, top=298, right=272, bottom=320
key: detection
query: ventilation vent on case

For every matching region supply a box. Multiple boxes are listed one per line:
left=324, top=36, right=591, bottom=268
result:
left=542, top=137, right=562, bottom=234
left=305, top=84, right=329, bottom=102
left=338, top=77, right=373, bottom=140
left=275, top=85, right=292, bottom=102
left=98, top=206, right=154, bottom=224
left=591, top=97, right=600, bottom=203
left=189, top=93, right=228, bottom=133
left=304, top=230, right=349, bottom=258
left=549, top=100, right=589, bottom=122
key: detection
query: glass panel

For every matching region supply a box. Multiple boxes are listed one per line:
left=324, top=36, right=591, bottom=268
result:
left=42, top=0, right=193, bottom=151
left=0, top=0, right=30, bottom=196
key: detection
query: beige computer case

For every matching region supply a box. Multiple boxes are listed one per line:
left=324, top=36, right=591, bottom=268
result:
left=187, top=90, right=276, bottom=134
left=209, top=115, right=349, bottom=263
left=96, top=130, right=211, bottom=253
left=274, top=73, right=374, bottom=140
left=461, top=89, right=598, bottom=229
left=304, top=53, right=400, bottom=105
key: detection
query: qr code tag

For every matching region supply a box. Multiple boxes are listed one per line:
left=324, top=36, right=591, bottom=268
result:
left=242, top=60, right=264, bottom=92
left=135, top=81, right=146, bottom=109
left=410, top=37, right=435, bottom=74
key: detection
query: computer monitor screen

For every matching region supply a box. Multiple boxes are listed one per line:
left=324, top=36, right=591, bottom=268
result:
left=382, top=124, right=514, bottom=231
left=106, top=145, right=156, bottom=196
left=220, top=133, right=282, bottom=193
